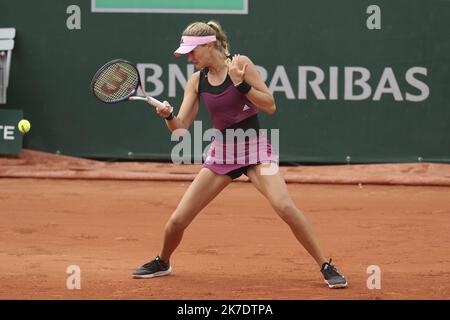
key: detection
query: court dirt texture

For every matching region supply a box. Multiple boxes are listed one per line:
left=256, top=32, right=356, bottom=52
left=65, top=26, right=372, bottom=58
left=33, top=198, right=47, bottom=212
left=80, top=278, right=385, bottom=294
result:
left=1, top=150, right=449, bottom=299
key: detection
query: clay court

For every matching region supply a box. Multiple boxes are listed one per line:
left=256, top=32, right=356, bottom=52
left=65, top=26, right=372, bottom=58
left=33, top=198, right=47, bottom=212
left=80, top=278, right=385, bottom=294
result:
left=1, top=150, right=449, bottom=300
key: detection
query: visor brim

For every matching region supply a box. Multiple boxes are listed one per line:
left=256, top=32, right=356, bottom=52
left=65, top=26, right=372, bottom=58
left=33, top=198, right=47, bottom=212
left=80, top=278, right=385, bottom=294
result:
left=174, top=45, right=197, bottom=57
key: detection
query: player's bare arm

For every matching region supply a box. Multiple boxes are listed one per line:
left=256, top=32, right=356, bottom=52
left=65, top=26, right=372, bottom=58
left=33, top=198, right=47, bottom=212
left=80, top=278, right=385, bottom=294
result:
left=157, top=71, right=200, bottom=137
left=228, top=54, right=276, bottom=115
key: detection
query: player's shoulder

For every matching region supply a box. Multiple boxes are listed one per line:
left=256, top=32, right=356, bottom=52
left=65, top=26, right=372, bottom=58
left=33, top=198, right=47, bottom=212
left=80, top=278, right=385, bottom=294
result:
left=189, top=70, right=201, bottom=81
left=185, top=70, right=202, bottom=94
left=187, top=70, right=201, bottom=84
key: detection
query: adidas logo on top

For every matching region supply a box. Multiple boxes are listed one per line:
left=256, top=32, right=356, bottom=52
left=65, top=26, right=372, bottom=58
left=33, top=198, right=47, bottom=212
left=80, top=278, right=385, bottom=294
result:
left=242, top=104, right=250, bottom=111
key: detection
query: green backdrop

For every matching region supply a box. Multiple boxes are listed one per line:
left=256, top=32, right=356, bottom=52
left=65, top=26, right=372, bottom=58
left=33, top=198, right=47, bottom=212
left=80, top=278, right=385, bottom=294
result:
left=1, top=0, right=449, bottom=163
left=0, top=109, right=23, bottom=155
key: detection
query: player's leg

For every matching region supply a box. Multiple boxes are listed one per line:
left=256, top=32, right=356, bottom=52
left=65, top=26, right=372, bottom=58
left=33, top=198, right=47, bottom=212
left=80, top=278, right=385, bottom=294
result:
left=246, top=163, right=326, bottom=266
left=246, top=163, right=347, bottom=288
left=160, top=168, right=231, bottom=261
left=133, top=168, right=231, bottom=278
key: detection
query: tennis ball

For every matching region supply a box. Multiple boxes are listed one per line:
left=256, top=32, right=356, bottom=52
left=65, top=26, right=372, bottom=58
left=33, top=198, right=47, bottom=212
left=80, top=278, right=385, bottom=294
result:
left=18, top=119, right=31, bottom=134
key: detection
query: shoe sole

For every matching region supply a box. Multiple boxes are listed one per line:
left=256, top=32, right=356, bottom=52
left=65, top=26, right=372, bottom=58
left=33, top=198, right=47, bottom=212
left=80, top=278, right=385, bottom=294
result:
left=325, top=280, right=348, bottom=289
left=132, top=266, right=172, bottom=279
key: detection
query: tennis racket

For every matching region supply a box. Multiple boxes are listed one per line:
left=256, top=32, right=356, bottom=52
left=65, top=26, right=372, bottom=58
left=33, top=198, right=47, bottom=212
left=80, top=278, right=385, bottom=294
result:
left=90, top=59, right=165, bottom=109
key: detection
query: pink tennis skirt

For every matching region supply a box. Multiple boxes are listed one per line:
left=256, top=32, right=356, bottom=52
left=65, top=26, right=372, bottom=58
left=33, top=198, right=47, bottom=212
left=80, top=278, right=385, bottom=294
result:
left=202, top=131, right=278, bottom=175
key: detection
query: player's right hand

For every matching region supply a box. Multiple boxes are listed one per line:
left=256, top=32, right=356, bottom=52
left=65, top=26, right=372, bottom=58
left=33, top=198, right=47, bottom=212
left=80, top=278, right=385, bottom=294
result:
left=152, top=99, right=173, bottom=118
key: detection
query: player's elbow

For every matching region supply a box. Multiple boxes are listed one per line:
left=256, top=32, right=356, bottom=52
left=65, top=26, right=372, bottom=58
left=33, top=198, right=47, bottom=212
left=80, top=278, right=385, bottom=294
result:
left=266, top=93, right=276, bottom=115
left=171, top=127, right=189, bottom=138
left=266, top=103, right=276, bottom=115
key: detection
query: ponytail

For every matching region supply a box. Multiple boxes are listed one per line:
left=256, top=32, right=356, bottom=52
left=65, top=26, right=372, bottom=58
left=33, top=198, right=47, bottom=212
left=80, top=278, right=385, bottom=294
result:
left=206, top=20, right=231, bottom=58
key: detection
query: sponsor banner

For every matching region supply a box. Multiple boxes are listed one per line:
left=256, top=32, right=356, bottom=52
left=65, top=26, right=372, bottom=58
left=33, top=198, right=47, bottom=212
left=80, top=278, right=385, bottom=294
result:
left=0, top=109, right=23, bottom=155
left=92, top=0, right=248, bottom=14
left=136, top=63, right=429, bottom=102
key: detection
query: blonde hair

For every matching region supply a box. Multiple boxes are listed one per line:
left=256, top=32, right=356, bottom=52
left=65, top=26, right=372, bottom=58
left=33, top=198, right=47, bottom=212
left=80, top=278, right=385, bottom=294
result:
left=182, top=20, right=230, bottom=59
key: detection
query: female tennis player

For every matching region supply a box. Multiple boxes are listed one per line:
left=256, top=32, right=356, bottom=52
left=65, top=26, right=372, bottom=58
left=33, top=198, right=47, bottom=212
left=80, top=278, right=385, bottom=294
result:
left=132, top=21, right=347, bottom=289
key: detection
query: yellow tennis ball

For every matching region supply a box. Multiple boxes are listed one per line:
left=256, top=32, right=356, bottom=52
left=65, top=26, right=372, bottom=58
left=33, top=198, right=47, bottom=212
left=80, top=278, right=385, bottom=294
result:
left=18, top=119, right=31, bottom=134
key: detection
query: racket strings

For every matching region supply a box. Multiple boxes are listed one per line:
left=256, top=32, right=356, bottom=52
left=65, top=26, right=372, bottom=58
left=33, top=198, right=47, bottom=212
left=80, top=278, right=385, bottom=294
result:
left=92, top=62, right=140, bottom=103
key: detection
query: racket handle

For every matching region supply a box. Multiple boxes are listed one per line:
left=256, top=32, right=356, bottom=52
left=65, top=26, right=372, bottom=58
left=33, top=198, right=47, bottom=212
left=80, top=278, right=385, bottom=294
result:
left=128, top=96, right=147, bottom=101
left=129, top=96, right=165, bottom=109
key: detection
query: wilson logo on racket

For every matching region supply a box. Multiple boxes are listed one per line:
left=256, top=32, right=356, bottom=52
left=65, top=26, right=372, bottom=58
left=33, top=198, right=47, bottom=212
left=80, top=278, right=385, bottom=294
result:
left=91, top=59, right=165, bottom=108
left=100, top=66, right=129, bottom=94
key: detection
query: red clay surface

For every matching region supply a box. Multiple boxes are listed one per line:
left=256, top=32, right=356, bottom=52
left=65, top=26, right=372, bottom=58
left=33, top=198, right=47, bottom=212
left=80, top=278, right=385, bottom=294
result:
left=1, top=150, right=450, bottom=299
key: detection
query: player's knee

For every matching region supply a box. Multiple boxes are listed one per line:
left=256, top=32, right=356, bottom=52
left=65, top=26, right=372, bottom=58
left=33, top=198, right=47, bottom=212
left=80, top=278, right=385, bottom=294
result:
left=166, top=215, right=189, bottom=233
left=272, top=199, right=296, bottom=221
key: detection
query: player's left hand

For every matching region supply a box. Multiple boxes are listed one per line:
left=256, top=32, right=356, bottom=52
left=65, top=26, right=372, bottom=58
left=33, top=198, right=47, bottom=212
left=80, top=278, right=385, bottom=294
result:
left=228, top=54, right=248, bottom=86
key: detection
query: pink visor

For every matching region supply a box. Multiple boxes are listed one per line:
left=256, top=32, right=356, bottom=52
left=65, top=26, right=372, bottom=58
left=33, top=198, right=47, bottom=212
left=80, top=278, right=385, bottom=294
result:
left=174, top=35, right=217, bottom=57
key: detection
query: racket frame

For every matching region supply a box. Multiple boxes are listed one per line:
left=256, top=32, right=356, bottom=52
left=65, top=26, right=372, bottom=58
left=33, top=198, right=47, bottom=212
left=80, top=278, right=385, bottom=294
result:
left=91, top=59, right=165, bottom=109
